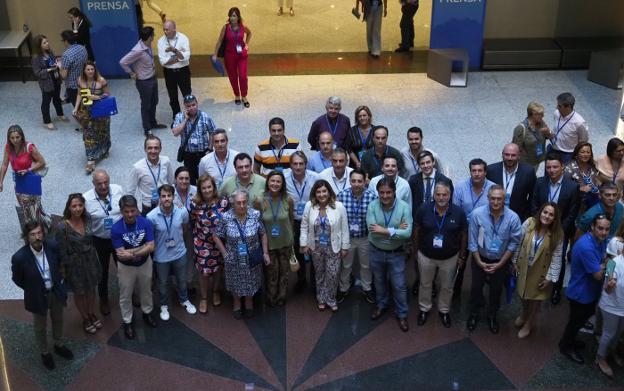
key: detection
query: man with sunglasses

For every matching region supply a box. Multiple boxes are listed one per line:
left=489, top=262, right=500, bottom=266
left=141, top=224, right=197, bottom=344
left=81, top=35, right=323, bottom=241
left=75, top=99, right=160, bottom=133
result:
left=171, top=94, right=217, bottom=185
left=83, top=169, right=124, bottom=316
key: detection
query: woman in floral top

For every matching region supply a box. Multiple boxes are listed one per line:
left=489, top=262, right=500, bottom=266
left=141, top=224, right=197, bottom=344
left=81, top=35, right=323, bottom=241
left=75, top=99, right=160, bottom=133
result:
left=564, top=142, right=600, bottom=214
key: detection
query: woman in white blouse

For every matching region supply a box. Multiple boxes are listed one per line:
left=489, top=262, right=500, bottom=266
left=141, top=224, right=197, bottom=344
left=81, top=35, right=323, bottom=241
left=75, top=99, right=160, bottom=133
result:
left=512, top=202, right=563, bottom=339
left=300, top=180, right=350, bottom=312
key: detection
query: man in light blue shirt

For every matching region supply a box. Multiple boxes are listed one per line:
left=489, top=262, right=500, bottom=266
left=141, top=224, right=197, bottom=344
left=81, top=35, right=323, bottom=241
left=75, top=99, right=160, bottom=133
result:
left=147, top=184, right=197, bottom=321
left=307, top=131, right=334, bottom=173
left=467, top=184, right=522, bottom=334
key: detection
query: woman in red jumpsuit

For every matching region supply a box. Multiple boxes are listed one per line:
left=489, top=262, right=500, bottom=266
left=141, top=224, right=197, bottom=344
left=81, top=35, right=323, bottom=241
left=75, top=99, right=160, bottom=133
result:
left=212, top=7, right=252, bottom=108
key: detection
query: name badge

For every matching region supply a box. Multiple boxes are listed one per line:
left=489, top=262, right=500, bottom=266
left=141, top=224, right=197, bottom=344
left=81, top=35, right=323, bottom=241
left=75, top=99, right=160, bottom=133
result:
left=319, top=233, right=330, bottom=246
left=296, top=202, right=305, bottom=217
left=237, top=242, right=248, bottom=256
left=236, top=44, right=243, bottom=53
left=433, top=234, right=444, bottom=248
left=216, top=180, right=223, bottom=189
left=189, top=138, right=198, bottom=146
left=275, top=167, right=284, bottom=172
left=504, top=193, right=511, bottom=206
left=350, top=223, right=360, bottom=234
left=44, top=278, right=52, bottom=290
left=151, top=188, right=159, bottom=205
left=104, top=217, right=113, bottom=230
left=536, top=144, right=544, bottom=157
left=271, top=224, right=280, bottom=237
left=166, top=239, right=176, bottom=248
left=488, top=238, right=503, bottom=253
left=357, top=150, right=364, bottom=161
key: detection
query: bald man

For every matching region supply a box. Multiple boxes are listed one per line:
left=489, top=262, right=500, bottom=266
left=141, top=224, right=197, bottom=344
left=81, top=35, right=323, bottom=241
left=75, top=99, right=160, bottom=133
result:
left=157, top=19, right=192, bottom=122
left=486, top=143, right=536, bottom=221
left=83, top=170, right=125, bottom=315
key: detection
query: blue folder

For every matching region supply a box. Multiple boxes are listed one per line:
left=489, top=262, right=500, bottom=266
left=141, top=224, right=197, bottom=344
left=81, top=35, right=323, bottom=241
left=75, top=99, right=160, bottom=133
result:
left=91, top=96, right=118, bottom=118
left=211, top=57, right=225, bottom=76
left=14, top=172, right=42, bottom=196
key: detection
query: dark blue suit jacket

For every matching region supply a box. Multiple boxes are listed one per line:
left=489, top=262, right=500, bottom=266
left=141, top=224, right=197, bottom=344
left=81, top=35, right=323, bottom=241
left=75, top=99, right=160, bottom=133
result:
left=531, top=176, right=580, bottom=236
left=486, top=161, right=536, bottom=221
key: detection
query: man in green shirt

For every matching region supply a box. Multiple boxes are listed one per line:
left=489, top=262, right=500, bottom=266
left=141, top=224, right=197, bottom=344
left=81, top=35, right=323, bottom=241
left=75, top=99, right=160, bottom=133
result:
left=220, top=153, right=266, bottom=205
left=367, top=177, right=413, bottom=332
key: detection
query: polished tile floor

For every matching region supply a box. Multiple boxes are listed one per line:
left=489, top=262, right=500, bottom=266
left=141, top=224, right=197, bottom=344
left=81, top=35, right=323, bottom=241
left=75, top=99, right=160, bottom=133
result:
left=0, top=68, right=623, bottom=389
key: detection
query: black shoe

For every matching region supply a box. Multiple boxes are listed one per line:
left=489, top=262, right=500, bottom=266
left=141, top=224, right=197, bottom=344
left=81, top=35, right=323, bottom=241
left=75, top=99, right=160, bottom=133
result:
left=53, top=344, right=74, bottom=360
left=371, top=307, right=387, bottom=320
left=488, top=316, right=500, bottom=334
left=363, top=289, right=376, bottom=304
left=398, top=317, right=409, bottom=332
left=41, top=353, right=55, bottom=370
left=144, top=130, right=153, bottom=137
left=551, top=288, right=561, bottom=305
left=467, top=314, right=478, bottom=331
left=123, top=322, right=135, bottom=339
left=439, top=312, right=452, bottom=328
left=244, top=308, right=254, bottom=319
left=152, top=123, right=168, bottom=129
left=336, top=290, right=347, bottom=304
left=560, top=346, right=584, bottom=364
left=394, top=46, right=410, bottom=53
left=142, top=312, right=157, bottom=328
left=294, top=280, right=306, bottom=294
left=417, top=311, right=429, bottom=326
left=412, top=282, right=419, bottom=296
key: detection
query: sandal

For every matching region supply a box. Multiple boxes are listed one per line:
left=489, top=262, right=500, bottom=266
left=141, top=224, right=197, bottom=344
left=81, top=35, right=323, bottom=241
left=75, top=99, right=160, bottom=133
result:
left=234, top=99, right=242, bottom=105
left=44, top=123, right=55, bottom=130
left=212, top=291, right=222, bottom=307
left=317, top=303, right=326, bottom=311
left=89, top=314, right=103, bottom=329
left=83, top=319, right=96, bottom=334
left=199, top=299, right=208, bottom=314
left=85, top=161, right=96, bottom=175
left=242, top=99, right=250, bottom=108
left=330, top=305, right=338, bottom=313
left=58, top=115, right=70, bottom=122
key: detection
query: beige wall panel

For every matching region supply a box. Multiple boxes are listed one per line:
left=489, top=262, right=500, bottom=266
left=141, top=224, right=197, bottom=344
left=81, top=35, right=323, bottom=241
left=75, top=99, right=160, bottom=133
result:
left=555, top=0, right=624, bottom=37
left=484, top=0, right=559, bottom=39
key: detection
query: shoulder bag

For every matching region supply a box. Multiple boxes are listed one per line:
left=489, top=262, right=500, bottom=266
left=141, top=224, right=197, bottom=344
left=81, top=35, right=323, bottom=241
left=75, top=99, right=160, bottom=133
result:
left=177, top=115, right=200, bottom=162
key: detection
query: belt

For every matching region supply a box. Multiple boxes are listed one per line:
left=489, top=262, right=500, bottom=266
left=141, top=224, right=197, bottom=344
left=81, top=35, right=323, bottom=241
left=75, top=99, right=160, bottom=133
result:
left=165, top=66, right=188, bottom=72
left=138, top=75, right=156, bottom=81
left=371, top=243, right=404, bottom=253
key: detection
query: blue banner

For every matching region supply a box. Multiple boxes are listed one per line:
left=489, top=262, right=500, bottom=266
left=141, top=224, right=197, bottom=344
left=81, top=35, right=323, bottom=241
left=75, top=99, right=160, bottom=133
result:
left=430, top=0, right=487, bottom=69
left=79, top=0, right=138, bottom=76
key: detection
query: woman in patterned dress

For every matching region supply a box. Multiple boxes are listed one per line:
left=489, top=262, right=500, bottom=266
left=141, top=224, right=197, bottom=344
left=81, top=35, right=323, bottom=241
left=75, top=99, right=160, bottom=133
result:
left=214, top=188, right=270, bottom=319
left=73, top=61, right=111, bottom=175
left=190, top=174, right=228, bottom=314
left=565, top=142, right=601, bottom=214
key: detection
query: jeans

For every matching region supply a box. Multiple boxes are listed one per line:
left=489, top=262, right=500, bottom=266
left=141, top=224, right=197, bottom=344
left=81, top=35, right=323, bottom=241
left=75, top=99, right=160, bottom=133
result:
left=41, top=83, right=64, bottom=123
left=135, top=77, right=159, bottom=132
left=560, top=298, right=597, bottom=349
left=155, top=256, right=189, bottom=307
left=370, top=246, right=408, bottom=318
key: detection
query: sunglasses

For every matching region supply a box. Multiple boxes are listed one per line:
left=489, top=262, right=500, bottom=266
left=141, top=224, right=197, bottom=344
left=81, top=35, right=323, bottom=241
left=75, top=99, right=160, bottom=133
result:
left=183, top=95, right=196, bottom=103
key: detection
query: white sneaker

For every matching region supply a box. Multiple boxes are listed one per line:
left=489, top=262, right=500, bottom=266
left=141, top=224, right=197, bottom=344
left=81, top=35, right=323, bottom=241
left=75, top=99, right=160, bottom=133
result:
left=181, top=300, right=197, bottom=315
left=160, top=305, right=170, bottom=321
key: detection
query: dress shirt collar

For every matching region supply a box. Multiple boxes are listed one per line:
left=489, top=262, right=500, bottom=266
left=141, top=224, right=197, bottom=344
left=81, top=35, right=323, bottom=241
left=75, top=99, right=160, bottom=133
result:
left=549, top=176, right=563, bottom=186
left=30, top=245, right=45, bottom=258
left=422, top=169, right=437, bottom=180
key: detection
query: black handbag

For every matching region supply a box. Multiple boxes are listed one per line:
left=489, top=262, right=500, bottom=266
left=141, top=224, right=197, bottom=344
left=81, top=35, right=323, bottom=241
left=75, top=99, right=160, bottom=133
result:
left=234, top=218, right=264, bottom=268
left=217, top=37, right=226, bottom=58
left=177, top=115, right=200, bottom=162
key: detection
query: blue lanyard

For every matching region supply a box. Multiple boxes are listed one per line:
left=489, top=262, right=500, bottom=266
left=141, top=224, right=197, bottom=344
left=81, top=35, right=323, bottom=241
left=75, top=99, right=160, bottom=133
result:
left=146, top=159, right=161, bottom=187
left=268, top=198, right=282, bottom=222
left=434, top=205, right=447, bottom=233
left=548, top=182, right=561, bottom=202
left=34, top=251, right=48, bottom=279
left=214, top=152, right=229, bottom=182
left=490, top=212, right=504, bottom=236
left=353, top=191, right=363, bottom=216
left=533, top=233, right=544, bottom=255
left=469, top=182, right=485, bottom=210
left=504, top=170, right=516, bottom=192
left=332, top=176, right=347, bottom=193
left=382, top=201, right=396, bottom=228
left=95, top=189, right=112, bottom=216
left=554, top=111, right=575, bottom=143
left=325, top=115, right=339, bottom=137
left=409, top=153, right=419, bottom=174
left=291, top=176, right=307, bottom=202
left=270, top=140, right=285, bottom=164
left=357, top=127, right=370, bottom=149
left=234, top=217, right=248, bottom=240
left=161, top=208, right=175, bottom=238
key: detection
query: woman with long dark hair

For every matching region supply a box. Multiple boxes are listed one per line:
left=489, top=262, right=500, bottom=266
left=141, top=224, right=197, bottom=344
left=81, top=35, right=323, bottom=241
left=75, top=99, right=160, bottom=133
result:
left=565, top=142, right=601, bottom=213
left=31, top=35, right=67, bottom=130
left=344, top=105, right=374, bottom=169
left=596, top=137, right=624, bottom=195
left=67, top=7, right=95, bottom=61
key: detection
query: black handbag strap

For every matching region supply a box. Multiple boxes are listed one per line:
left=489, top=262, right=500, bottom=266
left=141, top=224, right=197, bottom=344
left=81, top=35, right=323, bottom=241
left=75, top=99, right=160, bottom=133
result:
left=180, top=113, right=201, bottom=151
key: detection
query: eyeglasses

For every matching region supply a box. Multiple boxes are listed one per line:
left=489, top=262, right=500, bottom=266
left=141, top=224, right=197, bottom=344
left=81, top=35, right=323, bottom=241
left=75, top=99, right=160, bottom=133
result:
left=183, top=95, right=196, bottom=103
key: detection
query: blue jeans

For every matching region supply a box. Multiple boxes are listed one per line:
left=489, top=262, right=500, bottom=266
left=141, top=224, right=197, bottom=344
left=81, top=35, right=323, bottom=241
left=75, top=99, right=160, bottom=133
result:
left=369, top=246, right=408, bottom=318
left=155, top=256, right=188, bottom=307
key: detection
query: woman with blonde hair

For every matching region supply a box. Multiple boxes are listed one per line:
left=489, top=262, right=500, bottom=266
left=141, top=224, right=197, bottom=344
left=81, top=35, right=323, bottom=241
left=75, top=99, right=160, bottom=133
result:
left=512, top=101, right=552, bottom=170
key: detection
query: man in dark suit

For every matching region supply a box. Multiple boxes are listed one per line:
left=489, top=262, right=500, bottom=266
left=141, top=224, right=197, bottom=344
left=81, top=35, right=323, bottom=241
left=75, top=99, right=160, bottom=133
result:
left=409, top=150, right=453, bottom=218
left=532, top=152, right=580, bottom=304
left=486, top=143, right=536, bottom=222
left=11, top=221, right=74, bottom=370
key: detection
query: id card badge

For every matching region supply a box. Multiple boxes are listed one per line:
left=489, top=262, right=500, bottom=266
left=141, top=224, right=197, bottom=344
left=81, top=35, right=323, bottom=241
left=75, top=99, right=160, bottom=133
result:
left=319, top=233, right=329, bottom=246
left=104, top=217, right=113, bottom=230
left=358, top=151, right=364, bottom=161
left=166, top=239, right=176, bottom=248
left=275, top=167, right=284, bottom=172
left=151, top=188, right=159, bottom=205
left=236, top=44, right=243, bottom=53
left=271, top=224, right=280, bottom=237
left=350, top=223, right=360, bottom=234
left=237, top=242, right=248, bottom=256
left=504, top=193, right=511, bottom=206
left=488, top=238, right=502, bottom=253
left=296, top=202, right=305, bottom=217
left=535, top=144, right=544, bottom=157
left=216, top=180, right=223, bottom=189
left=189, top=138, right=198, bottom=147
left=433, top=234, right=444, bottom=248
left=44, top=279, right=52, bottom=290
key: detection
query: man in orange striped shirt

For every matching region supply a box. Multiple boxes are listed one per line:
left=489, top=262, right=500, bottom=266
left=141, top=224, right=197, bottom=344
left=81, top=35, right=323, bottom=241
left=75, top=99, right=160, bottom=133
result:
left=253, top=117, right=302, bottom=176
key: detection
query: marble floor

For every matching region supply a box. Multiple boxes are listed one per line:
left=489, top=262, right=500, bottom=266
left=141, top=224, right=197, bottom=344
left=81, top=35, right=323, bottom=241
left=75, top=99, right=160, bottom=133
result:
left=0, top=69, right=623, bottom=390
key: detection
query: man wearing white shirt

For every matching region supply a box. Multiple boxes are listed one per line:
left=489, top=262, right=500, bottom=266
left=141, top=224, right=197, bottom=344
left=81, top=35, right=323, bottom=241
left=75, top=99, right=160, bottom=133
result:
left=83, top=169, right=124, bottom=315
left=157, top=20, right=192, bottom=122
left=198, top=129, right=238, bottom=190
left=284, top=151, right=319, bottom=292
left=401, top=127, right=446, bottom=179
left=127, top=135, right=175, bottom=216
left=319, top=148, right=353, bottom=195
left=547, top=92, right=589, bottom=164
left=369, top=156, right=412, bottom=207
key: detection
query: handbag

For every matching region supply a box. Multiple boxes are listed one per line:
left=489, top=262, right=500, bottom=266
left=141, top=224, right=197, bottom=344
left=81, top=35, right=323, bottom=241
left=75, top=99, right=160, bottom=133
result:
left=234, top=217, right=264, bottom=268
left=91, top=96, right=118, bottom=118
left=289, top=247, right=300, bottom=273
left=177, top=115, right=200, bottom=162
left=217, top=37, right=226, bottom=58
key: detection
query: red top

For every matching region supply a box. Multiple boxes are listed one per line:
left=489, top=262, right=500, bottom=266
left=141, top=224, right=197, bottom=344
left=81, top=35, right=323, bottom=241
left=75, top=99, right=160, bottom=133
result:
left=6, top=142, right=34, bottom=171
left=224, top=23, right=247, bottom=55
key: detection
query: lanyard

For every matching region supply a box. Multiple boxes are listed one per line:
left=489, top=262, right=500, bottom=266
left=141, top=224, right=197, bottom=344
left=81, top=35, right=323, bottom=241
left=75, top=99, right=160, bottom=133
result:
left=408, top=153, right=419, bottom=174
left=167, top=35, right=178, bottom=50
left=490, top=212, right=504, bottom=236
left=548, top=182, right=561, bottom=202
left=234, top=216, right=248, bottom=241
left=34, top=251, right=48, bottom=280
left=357, top=127, right=370, bottom=149
left=469, top=182, right=485, bottom=210
left=504, top=169, right=516, bottom=193
left=433, top=205, right=447, bottom=233
left=146, top=159, right=161, bottom=188
left=332, top=176, right=347, bottom=193
left=554, top=111, right=575, bottom=143
left=270, top=140, right=285, bottom=163
left=533, top=233, right=544, bottom=255
left=161, top=208, right=175, bottom=238
left=353, top=191, right=363, bottom=216
left=291, top=175, right=307, bottom=202
left=268, top=198, right=282, bottom=222
left=382, top=201, right=396, bottom=228
left=214, top=151, right=229, bottom=182
left=95, top=189, right=112, bottom=216
left=325, top=115, right=339, bottom=137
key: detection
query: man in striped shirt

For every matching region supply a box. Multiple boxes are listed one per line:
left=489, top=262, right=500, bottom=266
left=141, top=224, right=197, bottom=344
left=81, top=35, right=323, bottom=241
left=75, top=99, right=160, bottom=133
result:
left=253, top=117, right=302, bottom=176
